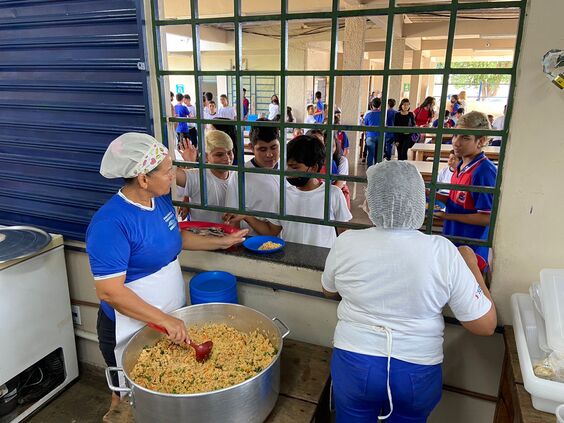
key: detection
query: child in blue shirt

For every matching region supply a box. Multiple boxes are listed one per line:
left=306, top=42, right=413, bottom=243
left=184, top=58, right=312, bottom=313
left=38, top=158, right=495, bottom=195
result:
left=314, top=91, right=325, bottom=123
left=363, top=97, right=382, bottom=166
left=435, top=111, right=497, bottom=271
left=384, top=98, right=397, bottom=160
left=334, top=114, right=349, bottom=157
left=174, top=93, right=190, bottom=144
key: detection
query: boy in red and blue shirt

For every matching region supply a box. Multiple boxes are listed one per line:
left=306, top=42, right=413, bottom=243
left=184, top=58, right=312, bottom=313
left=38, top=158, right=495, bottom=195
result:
left=435, top=111, right=497, bottom=271
left=334, top=114, right=349, bottom=157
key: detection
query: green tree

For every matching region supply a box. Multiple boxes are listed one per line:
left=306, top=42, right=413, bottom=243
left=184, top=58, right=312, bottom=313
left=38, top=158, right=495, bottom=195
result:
left=438, top=61, right=511, bottom=98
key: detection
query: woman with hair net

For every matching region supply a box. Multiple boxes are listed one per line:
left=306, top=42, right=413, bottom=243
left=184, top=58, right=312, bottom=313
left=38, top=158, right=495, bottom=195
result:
left=322, top=161, right=497, bottom=423
left=86, top=133, right=247, bottom=418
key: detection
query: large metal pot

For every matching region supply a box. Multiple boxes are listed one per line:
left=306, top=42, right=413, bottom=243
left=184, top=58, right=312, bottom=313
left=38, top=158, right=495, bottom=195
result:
left=105, top=303, right=290, bottom=423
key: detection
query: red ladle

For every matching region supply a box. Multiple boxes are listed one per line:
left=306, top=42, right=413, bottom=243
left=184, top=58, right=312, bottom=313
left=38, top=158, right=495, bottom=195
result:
left=147, top=322, right=213, bottom=362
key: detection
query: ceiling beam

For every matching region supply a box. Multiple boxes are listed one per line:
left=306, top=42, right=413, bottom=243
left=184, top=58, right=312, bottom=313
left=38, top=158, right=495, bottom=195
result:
left=165, top=25, right=231, bottom=44
left=402, top=20, right=518, bottom=38
left=422, top=38, right=515, bottom=50
left=365, top=38, right=515, bottom=53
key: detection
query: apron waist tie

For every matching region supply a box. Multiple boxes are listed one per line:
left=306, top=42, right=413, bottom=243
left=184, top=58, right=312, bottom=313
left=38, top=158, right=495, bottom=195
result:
left=373, top=325, right=393, bottom=421
left=329, top=323, right=394, bottom=420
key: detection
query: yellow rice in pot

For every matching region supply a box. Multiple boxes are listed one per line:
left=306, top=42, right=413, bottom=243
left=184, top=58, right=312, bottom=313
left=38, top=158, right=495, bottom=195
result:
left=130, top=323, right=277, bottom=394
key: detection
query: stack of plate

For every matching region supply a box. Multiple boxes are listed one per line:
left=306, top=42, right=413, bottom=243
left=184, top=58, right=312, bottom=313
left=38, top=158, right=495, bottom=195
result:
left=0, top=226, right=52, bottom=264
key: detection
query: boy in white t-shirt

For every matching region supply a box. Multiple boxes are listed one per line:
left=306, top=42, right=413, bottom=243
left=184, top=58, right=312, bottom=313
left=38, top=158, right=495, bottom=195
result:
left=203, top=100, right=218, bottom=120
left=223, top=121, right=280, bottom=234
left=436, top=149, right=458, bottom=193
left=304, top=104, right=316, bottom=124
left=176, top=130, right=237, bottom=223
left=217, top=94, right=237, bottom=120
left=231, top=135, right=352, bottom=248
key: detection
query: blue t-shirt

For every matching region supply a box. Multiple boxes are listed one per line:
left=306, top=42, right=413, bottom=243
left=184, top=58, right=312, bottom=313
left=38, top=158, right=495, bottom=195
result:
left=314, top=100, right=324, bottom=123
left=331, top=160, right=338, bottom=175
left=443, top=153, right=497, bottom=265
left=385, top=108, right=397, bottom=141
left=174, top=104, right=190, bottom=133
left=86, top=192, right=182, bottom=320
left=364, top=110, right=382, bottom=139
left=337, top=131, right=349, bottom=149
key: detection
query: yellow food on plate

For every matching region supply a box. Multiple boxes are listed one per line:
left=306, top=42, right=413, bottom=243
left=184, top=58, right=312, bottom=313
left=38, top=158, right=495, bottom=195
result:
left=130, top=323, right=277, bottom=394
left=258, top=241, right=282, bottom=251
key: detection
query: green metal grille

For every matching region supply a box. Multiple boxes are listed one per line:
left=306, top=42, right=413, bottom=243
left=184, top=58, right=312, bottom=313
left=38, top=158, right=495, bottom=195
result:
left=150, top=0, right=527, bottom=247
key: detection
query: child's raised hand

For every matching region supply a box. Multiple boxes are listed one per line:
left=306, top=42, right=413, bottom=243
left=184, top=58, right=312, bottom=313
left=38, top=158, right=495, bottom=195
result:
left=179, top=139, right=198, bottom=162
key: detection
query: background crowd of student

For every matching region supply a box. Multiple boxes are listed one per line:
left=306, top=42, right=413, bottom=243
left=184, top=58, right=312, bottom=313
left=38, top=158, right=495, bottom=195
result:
left=171, top=88, right=502, bottom=270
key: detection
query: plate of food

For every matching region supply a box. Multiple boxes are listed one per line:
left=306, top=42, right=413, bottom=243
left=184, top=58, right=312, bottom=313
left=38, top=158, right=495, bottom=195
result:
left=179, top=221, right=239, bottom=237
left=243, top=236, right=285, bottom=254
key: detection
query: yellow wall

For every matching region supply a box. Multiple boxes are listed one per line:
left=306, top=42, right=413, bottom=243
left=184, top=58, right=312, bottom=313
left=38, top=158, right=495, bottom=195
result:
left=490, top=0, right=564, bottom=323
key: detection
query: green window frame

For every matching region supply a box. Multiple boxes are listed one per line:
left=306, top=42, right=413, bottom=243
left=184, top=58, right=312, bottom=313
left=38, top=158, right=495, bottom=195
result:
left=150, top=0, right=527, bottom=249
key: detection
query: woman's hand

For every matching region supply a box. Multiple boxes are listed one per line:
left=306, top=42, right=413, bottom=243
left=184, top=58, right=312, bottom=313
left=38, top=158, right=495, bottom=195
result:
left=158, top=315, right=190, bottom=344
left=179, top=139, right=198, bottom=162
left=218, top=229, right=248, bottom=249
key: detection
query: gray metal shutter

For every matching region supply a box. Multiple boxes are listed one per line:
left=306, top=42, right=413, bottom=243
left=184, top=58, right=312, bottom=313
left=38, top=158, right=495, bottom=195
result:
left=0, top=0, right=152, bottom=240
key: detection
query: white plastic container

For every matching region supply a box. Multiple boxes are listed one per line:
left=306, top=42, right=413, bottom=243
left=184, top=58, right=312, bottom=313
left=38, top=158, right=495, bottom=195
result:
left=511, top=293, right=564, bottom=414
left=557, top=404, right=564, bottom=423
left=540, top=269, right=564, bottom=353
left=529, top=282, right=551, bottom=353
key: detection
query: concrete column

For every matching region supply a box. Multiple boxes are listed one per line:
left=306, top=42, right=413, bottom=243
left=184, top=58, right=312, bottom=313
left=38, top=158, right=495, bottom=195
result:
left=389, top=38, right=406, bottom=101
left=370, top=74, right=384, bottom=106
left=360, top=58, right=371, bottom=112
left=287, top=46, right=307, bottom=122
left=339, top=17, right=367, bottom=168
left=335, top=53, right=344, bottom=107
left=409, top=49, right=422, bottom=105
left=419, top=55, right=432, bottom=102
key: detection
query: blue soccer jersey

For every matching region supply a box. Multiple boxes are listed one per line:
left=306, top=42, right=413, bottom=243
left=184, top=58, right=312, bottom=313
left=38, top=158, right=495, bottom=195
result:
left=443, top=152, right=497, bottom=269
left=337, top=131, right=349, bottom=150
left=86, top=192, right=182, bottom=320
left=314, top=100, right=324, bottom=123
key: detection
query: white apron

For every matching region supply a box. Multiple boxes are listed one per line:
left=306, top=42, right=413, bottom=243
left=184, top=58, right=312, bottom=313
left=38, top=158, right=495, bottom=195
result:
left=114, top=258, right=186, bottom=389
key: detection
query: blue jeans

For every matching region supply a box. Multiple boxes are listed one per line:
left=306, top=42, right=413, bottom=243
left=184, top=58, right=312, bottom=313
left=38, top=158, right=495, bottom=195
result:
left=384, top=136, right=395, bottom=160
left=331, top=348, right=443, bottom=423
left=365, top=136, right=378, bottom=167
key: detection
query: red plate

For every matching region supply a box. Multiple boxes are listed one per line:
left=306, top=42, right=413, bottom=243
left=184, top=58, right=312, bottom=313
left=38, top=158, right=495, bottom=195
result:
left=179, top=221, right=239, bottom=235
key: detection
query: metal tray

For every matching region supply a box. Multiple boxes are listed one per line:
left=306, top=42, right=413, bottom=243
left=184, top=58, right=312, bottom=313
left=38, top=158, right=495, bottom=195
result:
left=0, top=226, right=52, bottom=263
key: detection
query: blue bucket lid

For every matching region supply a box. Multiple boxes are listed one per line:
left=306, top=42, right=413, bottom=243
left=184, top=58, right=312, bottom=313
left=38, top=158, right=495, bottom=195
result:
left=190, top=271, right=237, bottom=295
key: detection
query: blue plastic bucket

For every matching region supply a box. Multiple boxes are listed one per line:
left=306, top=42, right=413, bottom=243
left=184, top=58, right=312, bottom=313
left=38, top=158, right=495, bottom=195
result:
left=189, top=271, right=238, bottom=305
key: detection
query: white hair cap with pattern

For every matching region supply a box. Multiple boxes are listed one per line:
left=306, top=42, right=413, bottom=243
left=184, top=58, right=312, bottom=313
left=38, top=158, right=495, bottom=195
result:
left=100, top=132, right=168, bottom=179
left=366, top=161, right=425, bottom=229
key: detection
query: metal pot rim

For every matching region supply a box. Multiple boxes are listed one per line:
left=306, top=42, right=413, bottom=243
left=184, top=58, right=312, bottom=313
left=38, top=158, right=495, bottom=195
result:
left=123, top=303, right=286, bottom=398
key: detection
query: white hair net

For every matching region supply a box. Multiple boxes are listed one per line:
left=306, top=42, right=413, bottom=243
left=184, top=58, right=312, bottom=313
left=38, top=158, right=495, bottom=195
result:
left=366, top=161, right=425, bottom=229
left=100, top=132, right=168, bottom=179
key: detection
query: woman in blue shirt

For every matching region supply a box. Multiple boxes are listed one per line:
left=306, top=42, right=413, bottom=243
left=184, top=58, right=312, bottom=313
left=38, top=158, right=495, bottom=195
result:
left=87, top=133, right=247, bottom=416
